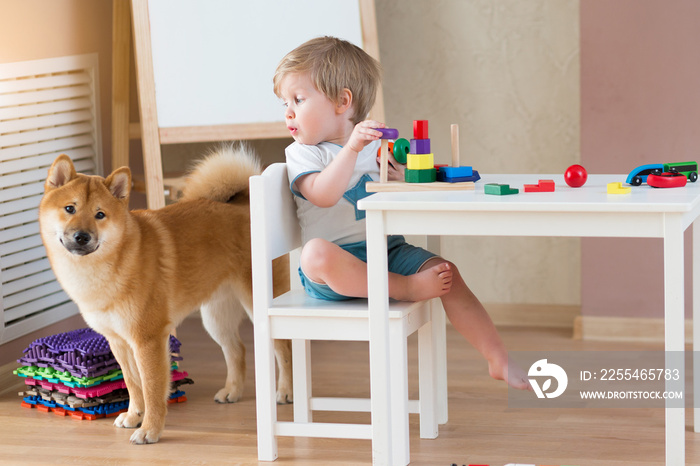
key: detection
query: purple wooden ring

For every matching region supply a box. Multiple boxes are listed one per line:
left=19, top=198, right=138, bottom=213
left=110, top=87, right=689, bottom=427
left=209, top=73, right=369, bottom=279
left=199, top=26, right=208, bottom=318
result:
left=376, top=128, right=399, bottom=139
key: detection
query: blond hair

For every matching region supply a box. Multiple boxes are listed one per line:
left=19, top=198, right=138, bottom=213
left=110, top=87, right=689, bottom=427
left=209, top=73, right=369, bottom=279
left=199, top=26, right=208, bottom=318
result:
left=273, top=36, right=382, bottom=126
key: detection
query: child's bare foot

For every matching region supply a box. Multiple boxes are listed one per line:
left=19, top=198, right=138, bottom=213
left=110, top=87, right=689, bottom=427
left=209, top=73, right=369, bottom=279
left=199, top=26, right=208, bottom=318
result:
left=399, top=262, right=453, bottom=302
left=488, top=355, right=532, bottom=391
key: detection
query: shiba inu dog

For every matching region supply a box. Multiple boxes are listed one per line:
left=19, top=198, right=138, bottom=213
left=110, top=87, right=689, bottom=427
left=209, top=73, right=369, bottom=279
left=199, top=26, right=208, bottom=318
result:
left=38, top=146, right=292, bottom=444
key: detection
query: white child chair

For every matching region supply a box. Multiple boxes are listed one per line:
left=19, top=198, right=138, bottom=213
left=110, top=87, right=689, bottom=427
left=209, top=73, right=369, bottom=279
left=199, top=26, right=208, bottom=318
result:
left=250, top=163, right=447, bottom=465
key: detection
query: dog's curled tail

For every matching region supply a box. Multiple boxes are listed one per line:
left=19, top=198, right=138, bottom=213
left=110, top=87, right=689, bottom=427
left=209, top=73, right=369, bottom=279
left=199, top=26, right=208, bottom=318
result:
left=181, top=143, right=262, bottom=203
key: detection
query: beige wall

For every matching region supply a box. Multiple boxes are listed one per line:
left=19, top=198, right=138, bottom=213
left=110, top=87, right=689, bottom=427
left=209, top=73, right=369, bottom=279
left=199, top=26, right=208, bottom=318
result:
left=376, top=0, right=581, bottom=305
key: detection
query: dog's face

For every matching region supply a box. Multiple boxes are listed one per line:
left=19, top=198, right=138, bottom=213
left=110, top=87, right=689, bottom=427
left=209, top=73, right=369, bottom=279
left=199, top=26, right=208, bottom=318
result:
left=39, top=155, right=132, bottom=257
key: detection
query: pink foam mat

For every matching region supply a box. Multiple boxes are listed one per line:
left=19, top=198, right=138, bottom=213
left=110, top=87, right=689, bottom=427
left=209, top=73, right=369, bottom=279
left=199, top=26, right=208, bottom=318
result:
left=24, top=369, right=189, bottom=399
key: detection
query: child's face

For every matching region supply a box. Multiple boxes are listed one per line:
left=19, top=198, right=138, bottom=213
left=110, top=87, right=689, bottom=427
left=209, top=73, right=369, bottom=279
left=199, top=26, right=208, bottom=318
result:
left=278, top=72, right=348, bottom=146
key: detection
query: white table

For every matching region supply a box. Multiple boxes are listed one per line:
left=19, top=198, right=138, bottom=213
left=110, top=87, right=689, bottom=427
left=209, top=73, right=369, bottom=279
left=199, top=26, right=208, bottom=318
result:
left=358, top=173, right=700, bottom=465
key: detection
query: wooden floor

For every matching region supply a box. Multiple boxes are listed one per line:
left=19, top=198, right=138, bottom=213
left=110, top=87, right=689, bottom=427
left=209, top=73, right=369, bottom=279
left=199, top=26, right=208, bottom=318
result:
left=1, top=316, right=699, bottom=465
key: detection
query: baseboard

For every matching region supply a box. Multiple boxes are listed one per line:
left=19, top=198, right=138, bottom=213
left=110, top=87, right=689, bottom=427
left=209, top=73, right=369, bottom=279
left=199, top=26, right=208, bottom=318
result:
left=573, top=315, right=692, bottom=343
left=484, top=302, right=579, bottom=329
left=484, top=304, right=692, bottom=344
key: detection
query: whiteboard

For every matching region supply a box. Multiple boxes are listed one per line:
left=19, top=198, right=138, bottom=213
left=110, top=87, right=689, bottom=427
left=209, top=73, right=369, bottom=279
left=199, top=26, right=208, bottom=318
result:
left=148, top=0, right=364, bottom=128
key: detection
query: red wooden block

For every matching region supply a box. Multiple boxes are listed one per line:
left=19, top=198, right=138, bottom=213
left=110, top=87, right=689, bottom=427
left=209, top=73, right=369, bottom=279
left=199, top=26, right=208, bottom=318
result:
left=524, top=179, right=555, bottom=192
left=413, top=120, right=429, bottom=139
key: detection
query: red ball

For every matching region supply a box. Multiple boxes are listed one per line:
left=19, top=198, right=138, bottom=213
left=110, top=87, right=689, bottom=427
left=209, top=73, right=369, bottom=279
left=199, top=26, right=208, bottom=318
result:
left=565, top=164, right=588, bottom=187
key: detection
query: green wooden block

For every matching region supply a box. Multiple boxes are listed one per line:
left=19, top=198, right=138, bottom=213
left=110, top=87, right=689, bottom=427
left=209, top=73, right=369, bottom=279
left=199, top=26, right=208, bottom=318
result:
left=484, top=183, right=519, bottom=195
left=405, top=168, right=436, bottom=183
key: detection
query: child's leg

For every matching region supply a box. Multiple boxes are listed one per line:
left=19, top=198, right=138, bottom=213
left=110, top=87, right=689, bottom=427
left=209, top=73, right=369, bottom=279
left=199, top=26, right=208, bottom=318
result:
left=418, top=257, right=530, bottom=390
left=300, top=238, right=452, bottom=302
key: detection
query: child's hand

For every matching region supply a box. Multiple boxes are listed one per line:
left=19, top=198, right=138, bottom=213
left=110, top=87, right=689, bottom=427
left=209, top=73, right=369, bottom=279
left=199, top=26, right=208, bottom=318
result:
left=347, top=120, right=385, bottom=153
left=377, top=151, right=406, bottom=181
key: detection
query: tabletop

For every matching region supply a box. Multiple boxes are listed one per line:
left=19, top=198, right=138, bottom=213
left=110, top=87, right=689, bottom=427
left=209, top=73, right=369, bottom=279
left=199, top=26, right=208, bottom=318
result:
left=359, top=174, right=700, bottom=214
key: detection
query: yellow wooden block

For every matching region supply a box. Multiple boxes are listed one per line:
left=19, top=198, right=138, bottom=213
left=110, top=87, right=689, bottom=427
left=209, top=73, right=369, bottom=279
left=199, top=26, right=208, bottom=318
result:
left=607, top=182, right=631, bottom=194
left=407, top=153, right=434, bottom=170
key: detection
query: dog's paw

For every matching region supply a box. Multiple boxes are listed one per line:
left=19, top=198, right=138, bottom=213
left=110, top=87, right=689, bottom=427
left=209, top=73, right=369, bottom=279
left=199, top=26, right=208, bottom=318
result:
left=129, top=427, right=161, bottom=445
left=276, top=370, right=293, bottom=404
left=276, top=386, right=293, bottom=404
left=114, top=411, right=143, bottom=429
left=214, top=384, right=243, bottom=403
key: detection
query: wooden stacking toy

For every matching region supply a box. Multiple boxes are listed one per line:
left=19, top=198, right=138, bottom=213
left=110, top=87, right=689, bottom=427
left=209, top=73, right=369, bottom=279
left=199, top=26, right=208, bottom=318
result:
left=367, top=121, right=477, bottom=192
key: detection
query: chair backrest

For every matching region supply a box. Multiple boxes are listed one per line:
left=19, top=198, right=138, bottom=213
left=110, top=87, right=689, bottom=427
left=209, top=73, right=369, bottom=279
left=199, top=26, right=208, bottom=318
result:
left=250, top=163, right=302, bottom=259
left=250, top=163, right=302, bottom=308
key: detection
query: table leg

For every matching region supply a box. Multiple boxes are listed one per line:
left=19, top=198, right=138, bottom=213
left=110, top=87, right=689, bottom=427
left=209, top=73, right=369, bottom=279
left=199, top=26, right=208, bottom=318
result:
left=663, top=214, right=686, bottom=466
left=693, top=219, right=700, bottom=433
left=366, top=211, right=393, bottom=465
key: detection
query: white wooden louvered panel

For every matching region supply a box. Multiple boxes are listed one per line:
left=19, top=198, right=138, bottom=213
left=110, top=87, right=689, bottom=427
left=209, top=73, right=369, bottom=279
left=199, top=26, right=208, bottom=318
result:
left=5, top=290, right=73, bottom=323
left=3, top=109, right=93, bottom=135
left=0, top=223, right=39, bottom=244
left=1, top=209, right=40, bottom=231
left=0, top=135, right=96, bottom=162
left=1, top=258, right=52, bottom=284
left=0, top=234, right=43, bottom=258
left=0, top=184, right=45, bottom=204
left=0, top=72, right=92, bottom=94
left=3, top=246, right=48, bottom=270
left=0, top=147, right=93, bottom=176
left=2, top=121, right=94, bottom=147
left=3, top=195, right=44, bottom=218
left=2, top=269, right=54, bottom=296
left=4, top=281, right=64, bottom=310
left=0, top=98, right=93, bottom=122
left=0, top=84, right=93, bottom=109
left=1, top=159, right=95, bottom=193
left=0, top=54, right=102, bottom=344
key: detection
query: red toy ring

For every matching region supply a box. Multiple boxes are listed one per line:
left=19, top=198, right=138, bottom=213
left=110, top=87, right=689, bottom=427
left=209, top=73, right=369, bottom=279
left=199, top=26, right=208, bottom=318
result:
left=647, top=172, right=687, bottom=188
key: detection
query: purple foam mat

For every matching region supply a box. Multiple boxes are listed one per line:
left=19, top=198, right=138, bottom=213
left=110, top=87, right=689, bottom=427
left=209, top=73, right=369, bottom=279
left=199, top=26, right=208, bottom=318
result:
left=169, top=335, right=182, bottom=354
left=21, top=328, right=182, bottom=356
left=26, top=328, right=112, bottom=356
left=56, top=351, right=116, bottom=372
left=24, top=328, right=181, bottom=354
left=18, top=329, right=183, bottom=378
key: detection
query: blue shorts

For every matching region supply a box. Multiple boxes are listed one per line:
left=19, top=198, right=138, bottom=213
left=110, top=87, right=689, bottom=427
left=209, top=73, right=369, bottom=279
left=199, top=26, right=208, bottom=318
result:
left=299, top=235, right=437, bottom=301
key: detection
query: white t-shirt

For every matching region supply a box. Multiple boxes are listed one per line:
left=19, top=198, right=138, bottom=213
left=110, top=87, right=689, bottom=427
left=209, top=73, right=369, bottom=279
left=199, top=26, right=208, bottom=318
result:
left=286, top=140, right=381, bottom=245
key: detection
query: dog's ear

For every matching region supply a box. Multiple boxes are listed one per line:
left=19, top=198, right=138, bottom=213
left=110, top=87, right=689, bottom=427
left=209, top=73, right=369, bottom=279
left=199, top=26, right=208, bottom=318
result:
left=105, top=167, right=132, bottom=202
left=45, top=155, right=77, bottom=192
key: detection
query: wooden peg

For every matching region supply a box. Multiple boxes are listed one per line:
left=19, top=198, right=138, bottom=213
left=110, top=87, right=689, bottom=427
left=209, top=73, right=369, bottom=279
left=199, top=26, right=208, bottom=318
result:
left=379, top=139, right=389, bottom=183
left=451, top=124, right=459, bottom=167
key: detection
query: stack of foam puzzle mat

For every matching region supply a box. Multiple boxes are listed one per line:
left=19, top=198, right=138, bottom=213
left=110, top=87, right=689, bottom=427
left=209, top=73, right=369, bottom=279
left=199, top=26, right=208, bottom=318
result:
left=13, top=328, right=193, bottom=421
